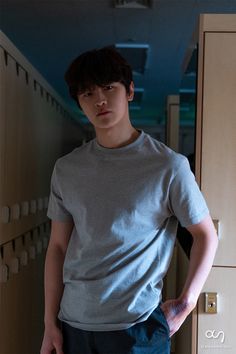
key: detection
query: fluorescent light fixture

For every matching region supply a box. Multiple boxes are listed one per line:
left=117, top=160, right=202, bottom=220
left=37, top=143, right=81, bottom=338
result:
left=134, top=88, right=145, bottom=92
left=130, top=105, right=142, bottom=110
left=114, top=0, right=152, bottom=9
left=115, top=43, right=149, bottom=74
left=180, top=106, right=190, bottom=112
left=179, top=88, right=196, bottom=94
left=129, top=87, right=144, bottom=110
left=115, top=43, right=149, bottom=49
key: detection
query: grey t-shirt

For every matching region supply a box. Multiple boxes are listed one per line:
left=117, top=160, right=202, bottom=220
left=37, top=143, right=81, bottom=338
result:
left=47, top=130, right=209, bottom=331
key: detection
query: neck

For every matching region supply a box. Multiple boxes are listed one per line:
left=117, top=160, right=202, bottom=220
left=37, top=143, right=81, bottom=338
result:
left=95, top=123, right=140, bottom=149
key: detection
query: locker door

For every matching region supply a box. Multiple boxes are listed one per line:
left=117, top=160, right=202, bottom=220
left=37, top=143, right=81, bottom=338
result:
left=0, top=48, right=7, bottom=230
left=197, top=267, right=236, bottom=353
left=201, top=32, right=236, bottom=266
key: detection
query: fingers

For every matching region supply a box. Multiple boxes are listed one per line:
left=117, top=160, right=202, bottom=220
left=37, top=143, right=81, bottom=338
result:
left=40, top=336, right=64, bottom=354
left=54, top=341, right=64, bottom=354
left=160, top=300, right=188, bottom=337
left=55, top=332, right=64, bottom=354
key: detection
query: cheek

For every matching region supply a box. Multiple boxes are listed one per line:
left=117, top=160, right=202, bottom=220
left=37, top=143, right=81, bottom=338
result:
left=79, top=101, right=92, bottom=115
left=117, top=97, right=129, bottom=114
left=83, top=108, right=94, bottom=121
left=114, top=92, right=128, bottom=107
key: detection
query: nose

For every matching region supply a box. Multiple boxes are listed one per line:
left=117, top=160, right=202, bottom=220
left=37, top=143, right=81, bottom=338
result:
left=94, top=89, right=107, bottom=107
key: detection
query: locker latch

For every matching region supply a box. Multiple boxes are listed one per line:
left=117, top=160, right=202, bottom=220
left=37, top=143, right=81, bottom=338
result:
left=204, top=292, right=218, bottom=314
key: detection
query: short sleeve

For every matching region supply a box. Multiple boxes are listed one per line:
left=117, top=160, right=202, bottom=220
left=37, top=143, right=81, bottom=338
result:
left=169, top=157, right=209, bottom=227
left=47, top=163, right=73, bottom=222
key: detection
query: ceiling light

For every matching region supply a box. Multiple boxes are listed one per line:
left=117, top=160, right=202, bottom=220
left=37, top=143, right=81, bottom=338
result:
left=115, top=43, right=149, bottom=74
left=114, top=0, right=152, bottom=9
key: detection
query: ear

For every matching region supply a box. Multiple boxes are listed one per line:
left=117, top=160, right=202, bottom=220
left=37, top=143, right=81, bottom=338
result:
left=128, top=81, right=134, bottom=101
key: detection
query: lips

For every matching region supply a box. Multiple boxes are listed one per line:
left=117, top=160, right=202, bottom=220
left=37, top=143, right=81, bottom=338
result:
left=96, top=110, right=111, bottom=116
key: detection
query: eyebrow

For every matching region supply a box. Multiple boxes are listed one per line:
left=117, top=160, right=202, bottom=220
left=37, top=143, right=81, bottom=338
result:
left=77, top=87, right=94, bottom=95
left=78, top=83, right=115, bottom=95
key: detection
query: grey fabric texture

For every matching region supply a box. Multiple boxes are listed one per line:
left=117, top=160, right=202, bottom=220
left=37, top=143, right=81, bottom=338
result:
left=47, top=130, right=209, bottom=331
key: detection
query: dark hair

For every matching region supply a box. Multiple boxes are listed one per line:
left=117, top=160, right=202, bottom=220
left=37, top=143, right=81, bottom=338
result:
left=64, top=46, right=133, bottom=108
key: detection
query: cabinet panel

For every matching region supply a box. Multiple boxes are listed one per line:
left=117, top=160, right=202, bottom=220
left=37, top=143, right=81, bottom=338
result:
left=197, top=267, right=236, bottom=353
left=0, top=48, right=6, bottom=219
left=201, top=33, right=236, bottom=266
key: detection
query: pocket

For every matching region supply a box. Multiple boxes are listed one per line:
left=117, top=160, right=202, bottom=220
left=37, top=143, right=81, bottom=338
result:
left=158, top=306, right=170, bottom=337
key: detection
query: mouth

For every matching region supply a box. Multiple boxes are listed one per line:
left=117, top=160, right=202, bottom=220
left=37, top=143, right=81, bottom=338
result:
left=96, top=111, right=111, bottom=117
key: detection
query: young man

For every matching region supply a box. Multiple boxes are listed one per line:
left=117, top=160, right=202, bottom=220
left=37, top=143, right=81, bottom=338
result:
left=40, top=47, right=218, bottom=354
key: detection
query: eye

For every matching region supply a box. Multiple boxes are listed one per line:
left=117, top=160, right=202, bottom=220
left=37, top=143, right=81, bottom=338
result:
left=82, top=91, right=92, bottom=97
left=103, top=85, right=114, bottom=91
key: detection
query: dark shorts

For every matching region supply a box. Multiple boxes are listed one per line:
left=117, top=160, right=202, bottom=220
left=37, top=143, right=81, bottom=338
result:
left=61, top=305, right=170, bottom=354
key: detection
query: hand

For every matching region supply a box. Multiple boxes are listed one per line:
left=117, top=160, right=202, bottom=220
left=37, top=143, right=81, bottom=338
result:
left=40, top=324, right=64, bottom=354
left=160, top=297, right=196, bottom=337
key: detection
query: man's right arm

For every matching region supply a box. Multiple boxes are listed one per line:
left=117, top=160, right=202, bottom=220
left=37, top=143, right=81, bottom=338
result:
left=40, top=220, right=74, bottom=354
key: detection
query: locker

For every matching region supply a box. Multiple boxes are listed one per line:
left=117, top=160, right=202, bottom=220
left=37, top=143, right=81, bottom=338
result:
left=176, top=14, right=236, bottom=354
left=200, top=32, right=236, bottom=267
left=197, top=267, right=236, bottom=353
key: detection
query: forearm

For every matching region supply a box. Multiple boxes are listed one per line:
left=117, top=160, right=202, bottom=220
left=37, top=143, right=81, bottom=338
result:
left=179, top=216, right=218, bottom=308
left=44, top=245, right=65, bottom=328
left=161, top=216, right=218, bottom=336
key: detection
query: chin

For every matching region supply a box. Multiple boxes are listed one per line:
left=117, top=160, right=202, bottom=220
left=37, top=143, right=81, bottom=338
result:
left=94, top=119, right=117, bottom=128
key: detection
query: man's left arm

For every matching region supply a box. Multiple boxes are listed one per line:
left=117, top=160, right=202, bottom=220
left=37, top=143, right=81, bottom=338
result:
left=161, top=214, right=218, bottom=337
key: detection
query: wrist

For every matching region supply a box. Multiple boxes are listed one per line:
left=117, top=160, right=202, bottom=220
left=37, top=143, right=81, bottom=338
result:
left=44, top=317, right=59, bottom=329
left=177, top=293, right=197, bottom=313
